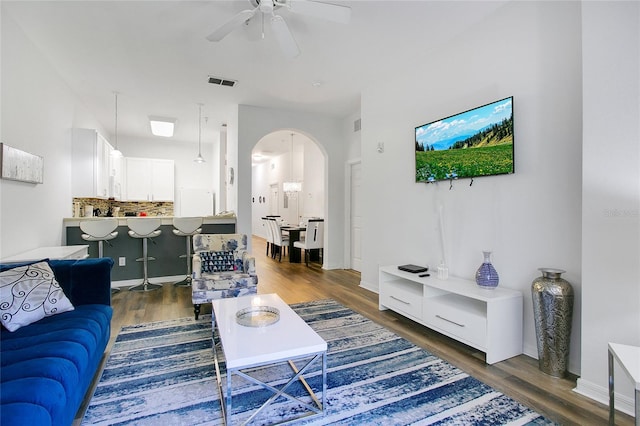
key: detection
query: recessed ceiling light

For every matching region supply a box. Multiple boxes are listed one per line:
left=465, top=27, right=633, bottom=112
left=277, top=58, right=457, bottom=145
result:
left=149, top=117, right=176, bottom=137
left=312, top=81, right=322, bottom=88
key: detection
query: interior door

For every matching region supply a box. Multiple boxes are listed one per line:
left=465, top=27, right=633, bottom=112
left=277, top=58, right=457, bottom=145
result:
left=350, top=162, right=362, bottom=272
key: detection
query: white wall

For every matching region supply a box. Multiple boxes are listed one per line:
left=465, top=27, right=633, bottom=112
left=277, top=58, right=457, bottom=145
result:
left=360, top=1, right=584, bottom=372
left=0, top=12, right=107, bottom=257
left=343, top=109, right=362, bottom=271
left=301, top=138, right=324, bottom=219
left=253, top=151, right=296, bottom=225
left=344, top=110, right=362, bottom=162
left=216, top=126, right=227, bottom=215
left=576, top=1, right=640, bottom=414
left=235, top=104, right=345, bottom=268
left=225, top=106, right=239, bottom=215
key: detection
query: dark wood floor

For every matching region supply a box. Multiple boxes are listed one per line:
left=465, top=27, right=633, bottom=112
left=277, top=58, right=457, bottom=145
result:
left=78, top=236, right=631, bottom=425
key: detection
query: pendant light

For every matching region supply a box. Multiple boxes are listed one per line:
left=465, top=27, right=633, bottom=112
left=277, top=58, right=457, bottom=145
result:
left=194, top=103, right=205, bottom=163
left=283, top=132, right=302, bottom=195
left=111, top=92, right=123, bottom=158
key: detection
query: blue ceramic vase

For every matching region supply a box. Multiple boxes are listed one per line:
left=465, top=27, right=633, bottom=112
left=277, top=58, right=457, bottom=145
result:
left=475, top=251, right=499, bottom=289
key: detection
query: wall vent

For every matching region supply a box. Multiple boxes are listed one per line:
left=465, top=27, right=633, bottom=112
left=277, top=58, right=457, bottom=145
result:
left=208, top=76, right=237, bottom=87
left=353, top=118, right=361, bottom=132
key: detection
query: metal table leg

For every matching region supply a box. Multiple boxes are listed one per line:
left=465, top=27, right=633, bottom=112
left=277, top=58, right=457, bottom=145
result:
left=609, top=348, right=615, bottom=425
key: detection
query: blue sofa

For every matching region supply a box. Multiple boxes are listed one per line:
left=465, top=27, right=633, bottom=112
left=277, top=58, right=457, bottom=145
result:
left=0, top=258, right=114, bottom=426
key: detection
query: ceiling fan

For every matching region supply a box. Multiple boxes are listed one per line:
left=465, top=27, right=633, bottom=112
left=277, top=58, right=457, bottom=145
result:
left=206, top=0, right=351, bottom=59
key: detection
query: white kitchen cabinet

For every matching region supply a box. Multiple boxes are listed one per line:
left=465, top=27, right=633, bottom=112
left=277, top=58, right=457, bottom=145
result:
left=71, top=128, right=113, bottom=198
left=379, top=265, right=523, bottom=364
left=150, top=159, right=174, bottom=201
left=110, top=154, right=123, bottom=200
left=123, top=157, right=174, bottom=201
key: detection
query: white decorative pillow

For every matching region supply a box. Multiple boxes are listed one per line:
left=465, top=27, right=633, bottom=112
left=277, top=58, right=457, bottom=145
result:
left=0, top=261, right=74, bottom=332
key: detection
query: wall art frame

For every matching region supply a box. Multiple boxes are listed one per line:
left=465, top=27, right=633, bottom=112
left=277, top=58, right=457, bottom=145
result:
left=0, top=143, right=44, bottom=184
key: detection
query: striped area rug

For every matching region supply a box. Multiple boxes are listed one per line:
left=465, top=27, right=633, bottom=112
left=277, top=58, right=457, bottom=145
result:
left=82, top=299, right=554, bottom=425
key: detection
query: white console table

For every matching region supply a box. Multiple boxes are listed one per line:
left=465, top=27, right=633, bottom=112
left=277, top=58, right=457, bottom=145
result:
left=608, top=342, right=640, bottom=425
left=1, top=245, right=89, bottom=263
left=379, top=265, right=523, bottom=364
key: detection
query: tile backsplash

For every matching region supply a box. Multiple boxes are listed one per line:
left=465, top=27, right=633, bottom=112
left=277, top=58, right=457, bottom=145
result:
left=72, top=198, right=174, bottom=217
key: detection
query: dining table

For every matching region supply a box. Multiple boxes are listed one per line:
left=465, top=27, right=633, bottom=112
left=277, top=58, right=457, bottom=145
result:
left=280, top=225, right=305, bottom=263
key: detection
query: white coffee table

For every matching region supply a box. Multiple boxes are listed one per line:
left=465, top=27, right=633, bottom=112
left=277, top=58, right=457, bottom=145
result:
left=211, top=293, right=327, bottom=425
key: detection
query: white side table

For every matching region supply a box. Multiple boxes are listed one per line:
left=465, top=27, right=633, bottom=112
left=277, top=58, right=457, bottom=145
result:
left=1, top=245, right=89, bottom=263
left=608, top=342, right=640, bottom=425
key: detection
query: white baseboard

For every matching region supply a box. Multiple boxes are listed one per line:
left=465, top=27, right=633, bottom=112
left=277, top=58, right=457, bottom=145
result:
left=323, top=262, right=343, bottom=270
left=359, top=280, right=378, bottom=294
left=574, top=377, right=635, bottom=418
left=112, top=275, right=185, bottom=288
left=523, top=342, right=538, bottom=360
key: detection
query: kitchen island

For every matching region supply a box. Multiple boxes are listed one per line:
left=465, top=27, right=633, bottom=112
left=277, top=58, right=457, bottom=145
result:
left=63, top=216, right=235, bottom=284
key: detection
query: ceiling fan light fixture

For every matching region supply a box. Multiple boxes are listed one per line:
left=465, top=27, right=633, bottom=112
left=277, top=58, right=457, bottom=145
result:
left=149, top=117, right=176, bottom=137
left=206, top=0, right=350, bottom=58
left=283, top=132, right=302, bottom=195
left=283, top=181, right=302, bottom=192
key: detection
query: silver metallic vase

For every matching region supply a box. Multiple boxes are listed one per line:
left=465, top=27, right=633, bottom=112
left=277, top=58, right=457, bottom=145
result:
left=531, top=268, right=574, bottom=377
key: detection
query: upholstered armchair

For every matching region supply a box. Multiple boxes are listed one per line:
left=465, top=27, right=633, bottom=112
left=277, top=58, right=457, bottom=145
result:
left=191, top=233, right=258, bottom=320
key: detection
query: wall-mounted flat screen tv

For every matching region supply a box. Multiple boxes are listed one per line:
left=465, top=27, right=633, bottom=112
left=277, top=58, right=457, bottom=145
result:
left=415, top=96, right=514, bottom=183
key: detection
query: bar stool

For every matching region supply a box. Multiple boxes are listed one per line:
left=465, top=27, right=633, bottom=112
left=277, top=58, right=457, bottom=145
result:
left=172, top=217, right=203, bottom=287
left=127, top=218, right=162, bottom=292
left=80, top=218, right=120, bottom=293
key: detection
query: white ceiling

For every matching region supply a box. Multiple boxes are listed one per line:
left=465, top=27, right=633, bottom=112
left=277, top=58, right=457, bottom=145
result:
left=3, top=0, right=507, bottom=155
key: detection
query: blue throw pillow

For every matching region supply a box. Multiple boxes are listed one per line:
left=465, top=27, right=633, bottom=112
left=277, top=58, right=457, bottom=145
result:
left=200, top=251, right=236, bottom=273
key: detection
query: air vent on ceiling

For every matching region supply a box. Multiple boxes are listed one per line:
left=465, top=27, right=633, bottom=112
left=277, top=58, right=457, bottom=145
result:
left=208, top=76, right=237, bottom=87
left=353, top=118, right=361, bottom=132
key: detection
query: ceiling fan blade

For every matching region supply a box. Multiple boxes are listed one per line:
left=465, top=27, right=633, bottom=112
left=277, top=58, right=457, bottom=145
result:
left=270, top=15, right=300, bottom=59
left=206, top=9, right=257, bottom=42
left=285, top=0, right=351, bottom=24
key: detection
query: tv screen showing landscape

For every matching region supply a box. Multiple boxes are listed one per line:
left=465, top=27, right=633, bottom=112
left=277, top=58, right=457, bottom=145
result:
left=415, top=96, right=514, bottom=182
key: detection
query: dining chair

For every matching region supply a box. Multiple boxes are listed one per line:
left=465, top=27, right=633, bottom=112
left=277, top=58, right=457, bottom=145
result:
left=293, top=219, right=324, bottom=267
left=268, top=218, right=289, bottom=262
left=262, top=217, right=274, bottom=256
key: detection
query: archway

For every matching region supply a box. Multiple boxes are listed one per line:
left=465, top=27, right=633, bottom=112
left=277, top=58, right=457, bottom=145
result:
left=235, top=104, right=345, bottom=270
left=250, top=129, right=326, bottom=264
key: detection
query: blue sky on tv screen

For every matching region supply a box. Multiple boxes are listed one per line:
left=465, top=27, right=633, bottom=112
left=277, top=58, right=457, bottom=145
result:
left=416, top=98, right=512, bottom=151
